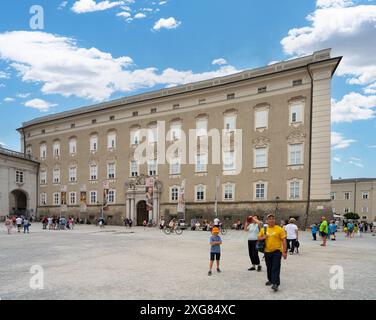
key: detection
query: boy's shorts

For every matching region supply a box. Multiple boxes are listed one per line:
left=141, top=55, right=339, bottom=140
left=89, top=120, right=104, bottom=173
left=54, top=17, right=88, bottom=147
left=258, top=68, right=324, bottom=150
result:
left=210, top=252, right=221, bottom=261
left=320, top=231, right=327, bottom=238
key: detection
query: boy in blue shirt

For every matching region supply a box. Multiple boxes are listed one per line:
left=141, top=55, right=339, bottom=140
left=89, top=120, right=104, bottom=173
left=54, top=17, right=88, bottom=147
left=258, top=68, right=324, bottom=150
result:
left=208, top=227, right=222, bottom=276
left=311, top=223, right=318, bottom=241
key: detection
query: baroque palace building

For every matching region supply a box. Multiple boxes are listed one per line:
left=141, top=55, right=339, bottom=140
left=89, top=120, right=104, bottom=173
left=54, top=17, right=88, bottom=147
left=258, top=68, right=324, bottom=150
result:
left=17, top=49, right=341, bottom=227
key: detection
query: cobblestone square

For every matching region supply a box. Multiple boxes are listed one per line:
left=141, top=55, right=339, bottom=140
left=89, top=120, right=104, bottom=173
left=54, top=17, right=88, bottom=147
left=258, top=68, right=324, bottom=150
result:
left=1, top=223, right=375, bottom=300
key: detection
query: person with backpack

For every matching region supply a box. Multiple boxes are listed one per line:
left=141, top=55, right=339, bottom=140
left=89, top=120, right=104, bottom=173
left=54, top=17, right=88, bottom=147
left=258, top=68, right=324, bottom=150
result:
left=23, top=217, right=30, bottom=233
left=258, top=213, right=287, bottom=292
left=284, top=218, right=299, bottom=255
left=244, top=215, right=263, bottom=271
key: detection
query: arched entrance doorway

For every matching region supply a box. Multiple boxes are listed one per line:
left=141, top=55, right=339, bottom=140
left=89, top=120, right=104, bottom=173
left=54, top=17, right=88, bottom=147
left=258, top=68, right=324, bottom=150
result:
left=136, top=200, right=148, bottom=226
left=9, top=189, right=28, bottom=215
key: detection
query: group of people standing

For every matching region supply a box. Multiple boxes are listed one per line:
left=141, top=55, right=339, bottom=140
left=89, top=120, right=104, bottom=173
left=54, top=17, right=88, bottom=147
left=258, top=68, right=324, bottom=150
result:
left=4, top=216, right=31, bottom=234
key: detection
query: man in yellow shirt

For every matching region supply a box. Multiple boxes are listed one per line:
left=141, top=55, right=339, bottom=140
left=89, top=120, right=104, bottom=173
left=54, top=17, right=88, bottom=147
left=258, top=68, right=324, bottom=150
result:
left=258, top=213, right=287, bottom=292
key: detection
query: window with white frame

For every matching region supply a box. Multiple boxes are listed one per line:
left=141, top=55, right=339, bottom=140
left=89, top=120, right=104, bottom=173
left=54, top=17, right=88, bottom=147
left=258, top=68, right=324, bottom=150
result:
left=107, top=132, right=116, bottom=149
left=362, top=192, right=369, bottom=200
left=255, top=110, right=268, bottom=129
left=107, top=162, right=116, bottom=179
left=53, top=168, right=60, bottom=184
left=254, top=147, right=267, bottom=168
left=15, top=170, right=24, bottom=183
left=344, top=192, right=351, bottom=200
left=223, top=183, right=234, bottom=200
left=69, top=166, right=77, bottom=182
left=290, top=103, right=303, bottom=124
left=224, top=115, right=236, bottom=132
left=90, top=135, right=98, bottom=151
left=40, top=170, right=47, bottom=185
left=108, top=189, right=116, bottom=203
left=289, top=180, right=301, bottom=199
left=90, top=191, right=97, bottom=204
left=330, top=192, right=336, bottom=200
left=90, top=164, right=98, bottom=180
left=53, top=192, right=60, bottom=205
left=130, top=129, right=140, bottom=145
left=26, top=145, right=32, bottom=156
left=170, top=186, right=179, bottom=201
left=53, top=141, right=60, bottom=157
left=288, top=144, right=303, bottom=165
left=362, top=207, right=368, bottom=213
left=148, top=126, right=157, bottom=143
left=148, top=159, right=157, bottom=176
left=69, top=192, right=76, bottom=205
left=40, top=193, right=47, bottom=205
left=130, top=160, right=138, bottom=177
left=223, top=151, right=235, bottom=170
left=170, top=123, right=181, bottom=141
left=196, top=154, right=207, bottom=172
left=195, top=185, right=205, bottom=201
left=40, top=144, right=47, bottom=159
left=170, top=158, right=181, bottom=175
left=255, top=182, right=266, bottom=200
left=69, top=138, right=77, bottom=154
left=344, top=207, right=349, bottom=213
left=196, top=118, right=208, bottom=136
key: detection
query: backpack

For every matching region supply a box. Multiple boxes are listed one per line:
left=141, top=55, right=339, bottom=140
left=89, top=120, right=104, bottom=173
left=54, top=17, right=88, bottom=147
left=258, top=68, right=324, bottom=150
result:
left=256, top=226, right=267, bottom=253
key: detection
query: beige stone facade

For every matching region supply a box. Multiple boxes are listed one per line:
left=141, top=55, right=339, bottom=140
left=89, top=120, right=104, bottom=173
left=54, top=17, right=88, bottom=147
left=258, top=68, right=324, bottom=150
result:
left=17, top=49, right=341, bottom=227
left=331, top=178, right=376, bottom=222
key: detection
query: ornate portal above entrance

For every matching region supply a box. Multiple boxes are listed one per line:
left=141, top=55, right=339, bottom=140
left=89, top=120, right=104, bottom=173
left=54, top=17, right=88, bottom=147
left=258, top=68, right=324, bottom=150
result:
left=125, top=174, right=162, bottom=224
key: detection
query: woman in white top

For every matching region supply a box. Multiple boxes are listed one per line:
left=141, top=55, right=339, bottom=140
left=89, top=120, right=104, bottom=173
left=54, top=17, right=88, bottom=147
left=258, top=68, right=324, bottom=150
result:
left=244, top=216, right=263, bottom=271
left=284, top=218, right=299, bottom=254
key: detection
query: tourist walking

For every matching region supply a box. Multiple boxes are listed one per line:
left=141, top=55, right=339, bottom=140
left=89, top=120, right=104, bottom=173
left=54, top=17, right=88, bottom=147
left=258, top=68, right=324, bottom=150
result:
left=129, top=218, right=133, bottom=228
left=347, top=221, right=354, bottom=238
left=16, top=216, right=23, bottom=233
left=329, top=220, right=337, bottom=240
left=311, top=223, right=318, bottom=240
left=42, top=216, right=48, bottom=229
left=5, top=216, right=13, bottom=234
left=319, top=216, right=328, bottom=247
left=244, top=216, right=262, bottom=271
left=258, top=213, right=287, bottom=292
left=23, top=218, right=30, bottom=233
left=285, top=218, right=299, bottom=254
left=208, top=227, right=222, bottom=276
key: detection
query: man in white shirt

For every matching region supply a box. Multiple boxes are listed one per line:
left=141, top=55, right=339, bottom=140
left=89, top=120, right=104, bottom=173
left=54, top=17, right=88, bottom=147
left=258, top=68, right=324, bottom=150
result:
left=15, top=216, right=23, bottom=233
left=284, top=218, right=299, bottom=254
left=213, top=217, right=220, bottom=227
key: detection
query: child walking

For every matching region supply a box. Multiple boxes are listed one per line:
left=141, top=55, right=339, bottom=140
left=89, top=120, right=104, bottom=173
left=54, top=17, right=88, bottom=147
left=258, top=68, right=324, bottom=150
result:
left=208, top=227, right=222, bottom=276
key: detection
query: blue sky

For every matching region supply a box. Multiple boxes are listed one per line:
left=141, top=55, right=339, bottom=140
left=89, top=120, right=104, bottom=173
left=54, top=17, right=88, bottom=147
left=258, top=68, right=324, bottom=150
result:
left=0, top=0, right=375, bottom=178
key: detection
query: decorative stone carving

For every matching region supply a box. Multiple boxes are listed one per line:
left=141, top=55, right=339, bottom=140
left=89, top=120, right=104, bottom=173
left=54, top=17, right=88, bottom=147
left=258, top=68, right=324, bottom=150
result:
left=252, top=136, right=270, bottom=148
left=287, top=130, right=306, bottom=144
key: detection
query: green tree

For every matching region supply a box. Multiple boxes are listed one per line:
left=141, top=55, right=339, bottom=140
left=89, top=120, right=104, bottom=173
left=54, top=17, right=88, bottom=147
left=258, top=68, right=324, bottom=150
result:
left=344, top=212, right=360, bottom=220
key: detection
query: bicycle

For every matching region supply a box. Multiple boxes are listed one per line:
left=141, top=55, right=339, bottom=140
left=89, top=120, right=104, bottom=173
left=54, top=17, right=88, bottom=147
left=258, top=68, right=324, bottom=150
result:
left=163, top=224, right=183, bottom=235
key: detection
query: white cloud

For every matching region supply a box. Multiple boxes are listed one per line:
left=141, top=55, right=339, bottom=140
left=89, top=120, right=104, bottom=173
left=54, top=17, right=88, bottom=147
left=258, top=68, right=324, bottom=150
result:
left=58, top=1, right=68, bottom=10
left=24, top=99, right=57, bottom=112
left=0, top=84, right=5, bottom=88
left=212, top=58, right=228, bottom=66
left=0, top=71, right=9, bottom=79
left=332, top=93, right=376, bottom=123
left=331, top=131, right=356, bottom=149
left=134, top=13, right=146, bottom=19
left=3, top=97, right=14, bottom=103
left=71, top=0, right=125, bottom=14
left=0, top=141, right=7, bottom=147
left=120, top=5, right=132, bottom=11
left=348, top=160, right=364, bottom=168
left=153, top=17, right=181, bottom=31
left=333, top=156, right=341, bottom=162
left=316, top=0, right=353, bottom=8
left=16, top=93, right=31, bottom=98
left=117, top=11, right=131, bottom=18
left=159, top=1, right=167, bottom=5
left=0, top=31, right=240, bottom=102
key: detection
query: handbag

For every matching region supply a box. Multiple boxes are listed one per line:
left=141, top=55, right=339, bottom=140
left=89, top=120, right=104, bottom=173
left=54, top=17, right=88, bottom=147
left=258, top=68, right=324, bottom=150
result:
left=256, top=226, right=267, bottom=253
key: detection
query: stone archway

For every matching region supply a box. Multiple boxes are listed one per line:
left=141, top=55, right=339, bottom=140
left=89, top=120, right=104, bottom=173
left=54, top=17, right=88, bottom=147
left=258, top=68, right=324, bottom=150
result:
left=9, top=189, right=28, bottom=215
left=136, top=200, right=148, bottom=226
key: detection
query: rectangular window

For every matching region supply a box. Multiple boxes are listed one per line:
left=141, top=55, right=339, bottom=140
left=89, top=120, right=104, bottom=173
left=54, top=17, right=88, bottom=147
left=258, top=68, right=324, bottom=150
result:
left=344, top=208, right=349, bottom=214
left=170, top=125, right=181, bottom=141
left=224, top=184, right=234, bottom=200
left=53, top=169, right=60, bottom=184
left=40, top=193, right=47, bottom=206
left=130, top=160, right=138, bottom=177
left=69, top=167, right=77, bottom=182
left=92, top=119, right=97, bottom=124
left=258, top=86, right=267, bottom=94
left=71, top=123, right=75, bottom=128
left=293, top=79, right=303, bottom=86
left=330, top=192, right=336, bottom=200
left=108, top=189, right=115, bottom=203
left=255, top=183, right=265, bottom=199
left=90, top=136, right=98, bottom=151
left=289, top=144, right=303, bottom=165
left=362, top=192, right=369, bottom=200
left=198, top=98, right=206, bottom=105
left=255, top=110, right=268, bottom=129
left=171, top=187, right=179, bottom=201
left=107, top=163, right=116, bottom=179
left=53, top=193, right=60, bottom=205
left=362, top=207, right=368, bottom=213
left=196, top=119, right=207, bottom=136
left=196, top=186, right=205, bottom=201
left=151, top=108, right=157, bottom=113
left=132, top=111, right=138, bottom=117
left=148, top=127, right=157, bottom=143
left=344, top=192, right=351, bottom=200
left=224, top=115, right=236, bottom=132
left=40, top=145, right=47, bottom=158
left=196, top=154, right=207, bottom=172
left=227, top=93, right=235, bottom=100
left=173, top=104, right=180, bottom=109
left=109, top=115, right=115, bottom=121
left=53, top=143, right=60, bottom=156
left=255, top=148, right=267, bottom=168
left=69, top=192, right=76, bottom=205
left=15, top=170, right=24, bottom=183
left=40, top=171, right=47, bottom=185
left=131, top=130, right=140, bottom=145
left=148, top=159, right=157, bottom=176
left=223, top=151, right=235, bottom=170
left=290, top=104, right=303, bottom=123
left=289, top=181, right=300, bottom=199
left=170, top=158, right=181, bottom=175
left=90, top=191, right=97, bottom=204
left=69, top=140, right=77, bottom=154
left=90, top=165, right=98, bottom=180
left=107, top=133, right=116, bottom=149
left=41, top=129, right=45, bottom=134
